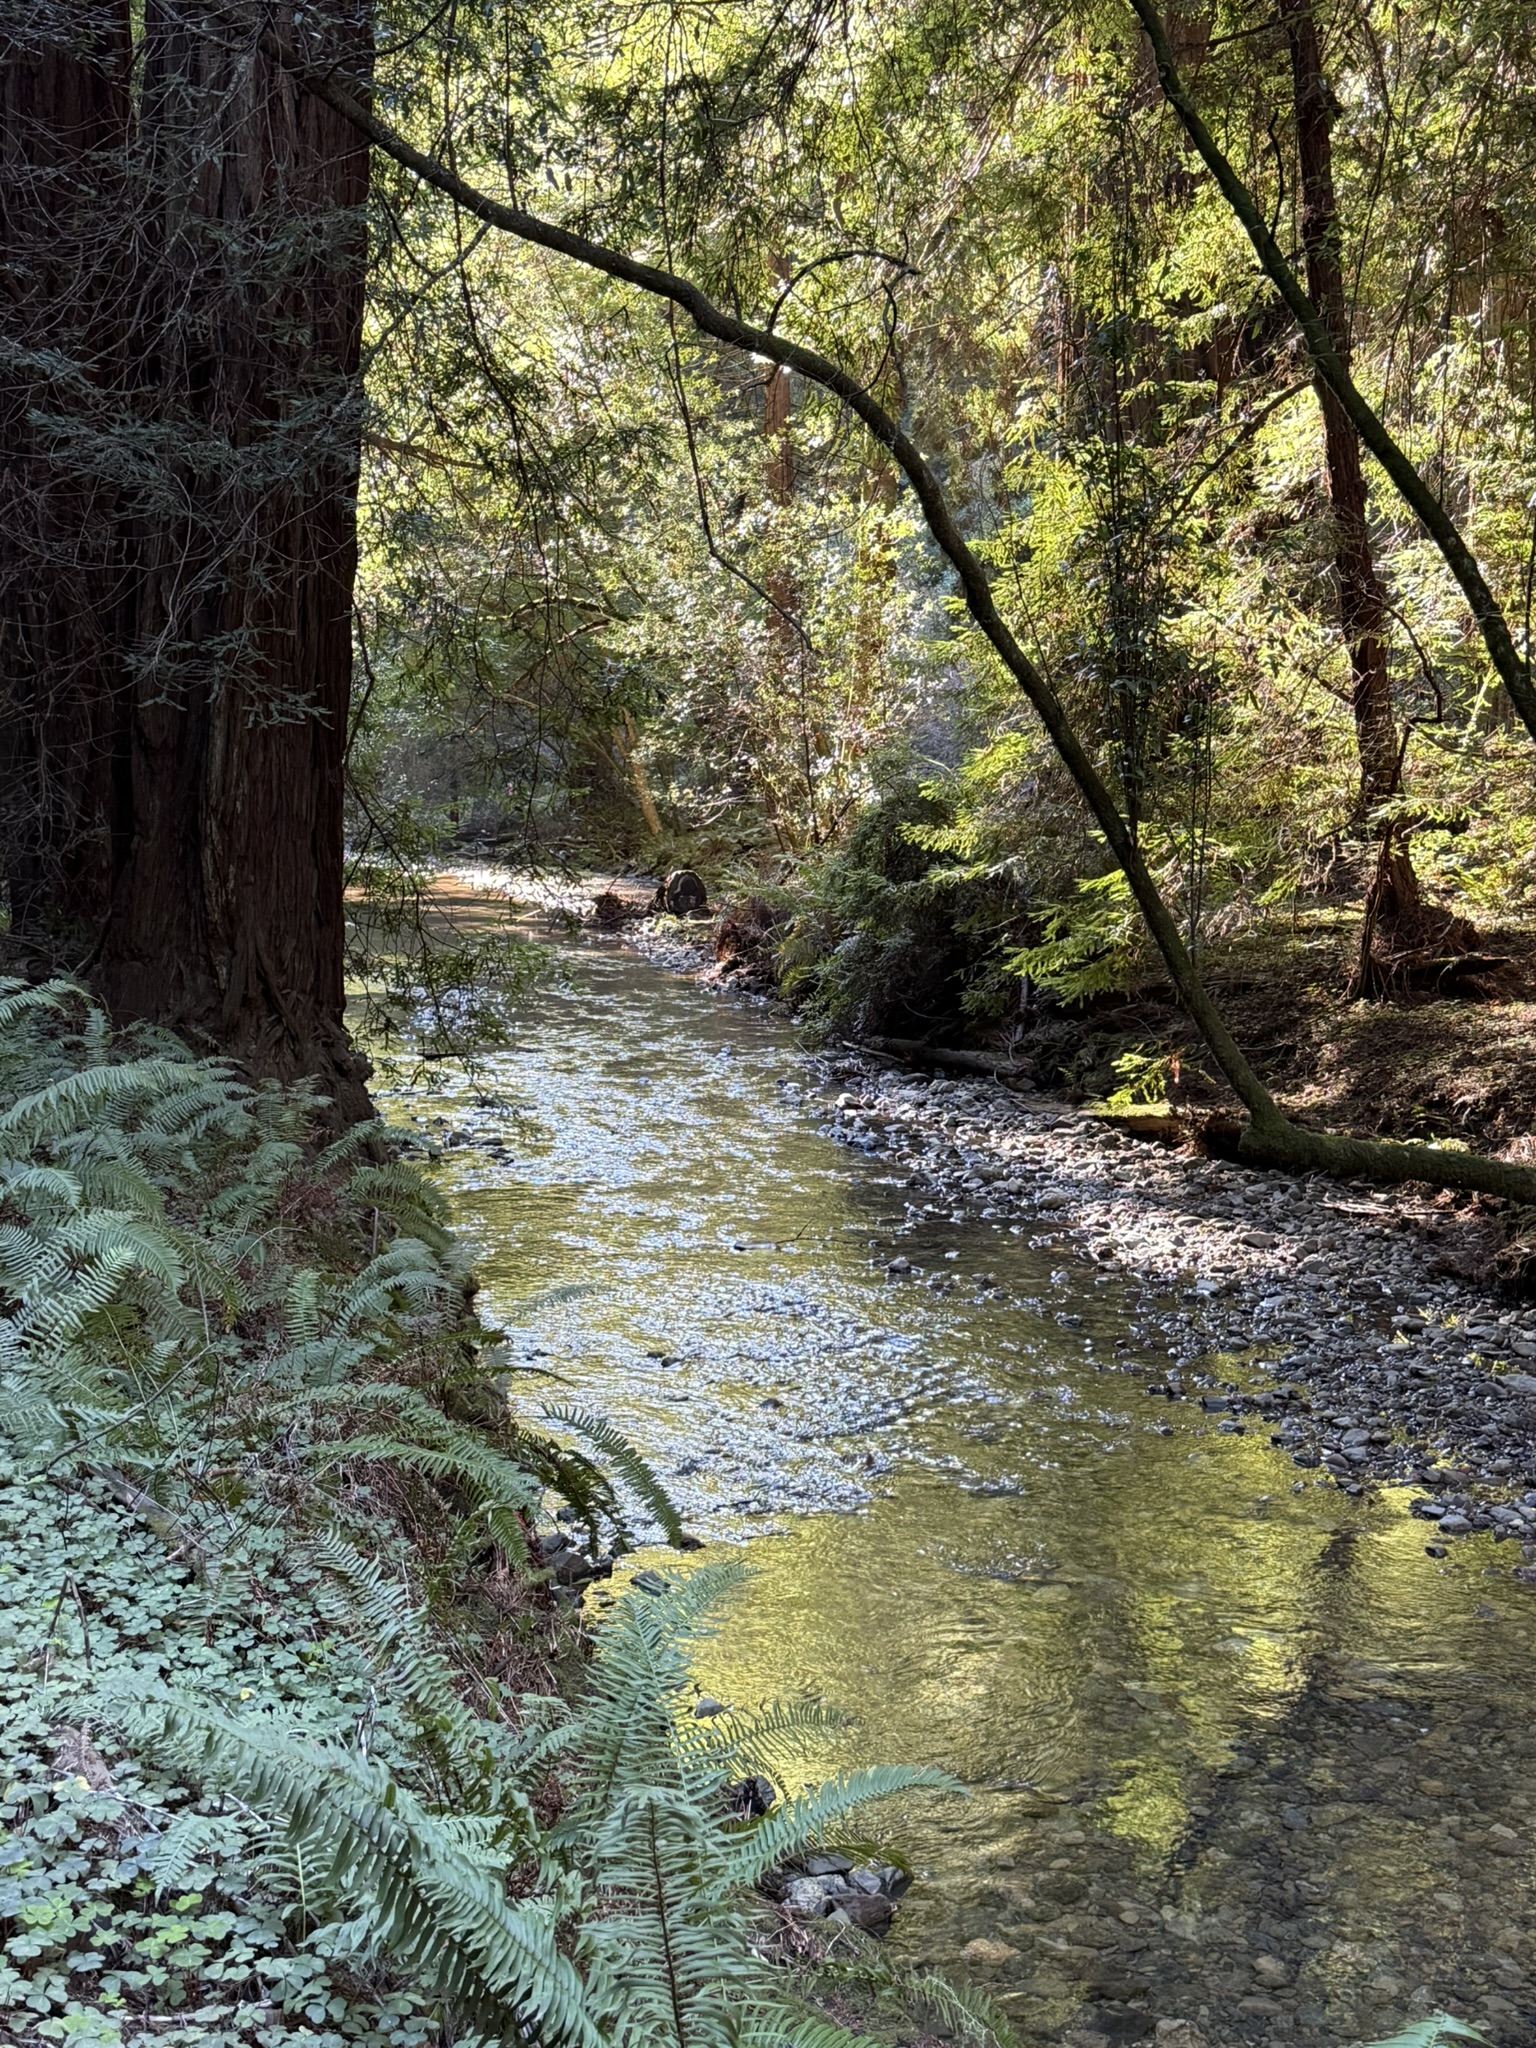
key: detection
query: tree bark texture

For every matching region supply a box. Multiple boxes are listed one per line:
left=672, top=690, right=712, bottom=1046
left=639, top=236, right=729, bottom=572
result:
left=1277, top=0, right=1403, bottom=828
left=0, top=3, right=374, bottom=1122
left=0, top=5, right=134, bottom=941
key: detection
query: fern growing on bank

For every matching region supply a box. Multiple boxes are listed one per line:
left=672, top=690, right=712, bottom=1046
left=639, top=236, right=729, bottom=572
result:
left=123, top=1565, right=956, bottom=2048
left=0, top=981, right=969, bottom=2047
left=0, top=978, right=674, bottom=1557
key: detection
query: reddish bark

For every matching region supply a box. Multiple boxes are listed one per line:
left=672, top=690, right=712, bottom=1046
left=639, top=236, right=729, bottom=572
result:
left=1277, top=0, right=1405, bottom=837
left=1, top=5, right=374, bottom=1121
left=0, top=6, right=135, bottom=940
left=95, top=3, right=374, bottom=1120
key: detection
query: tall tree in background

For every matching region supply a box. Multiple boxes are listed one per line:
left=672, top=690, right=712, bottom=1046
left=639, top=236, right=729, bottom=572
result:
left=0, top=2, right=373, bottom=1120
left=0, top=5, right=132, bottom=944
left=1276, top=0, right=1418, bottom=934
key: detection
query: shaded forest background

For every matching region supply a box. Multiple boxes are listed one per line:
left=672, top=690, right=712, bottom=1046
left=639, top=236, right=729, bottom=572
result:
left=6, top=0, right=1536, bottom=1164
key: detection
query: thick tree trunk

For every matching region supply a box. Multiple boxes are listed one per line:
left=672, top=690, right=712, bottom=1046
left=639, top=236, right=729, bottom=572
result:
left=93, top=3, right=373, bottom=1120
left=2, top=4, right=375, bottom=1123
left=0, top=5, right=133, bottom=946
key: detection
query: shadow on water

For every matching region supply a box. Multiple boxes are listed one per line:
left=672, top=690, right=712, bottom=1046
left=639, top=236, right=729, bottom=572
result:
left=371, top=907, right=1536, bottom=2048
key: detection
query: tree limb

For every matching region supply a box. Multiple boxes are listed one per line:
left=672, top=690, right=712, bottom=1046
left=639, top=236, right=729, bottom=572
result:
left=1124, top=0, right=1536, bottom=746
left=255, top=9, right=1536, bottom=1205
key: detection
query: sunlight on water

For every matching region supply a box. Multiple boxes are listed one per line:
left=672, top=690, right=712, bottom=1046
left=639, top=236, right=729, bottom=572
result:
left=367, top=895, right=1536, bottom=2046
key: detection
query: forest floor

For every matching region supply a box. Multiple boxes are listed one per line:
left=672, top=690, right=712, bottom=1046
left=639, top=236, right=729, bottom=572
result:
left=1084, top=916, right=1536, bottom=1162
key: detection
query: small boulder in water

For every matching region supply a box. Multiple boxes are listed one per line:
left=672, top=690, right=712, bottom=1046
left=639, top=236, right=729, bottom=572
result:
left=726, top=1774, right=776, bottom=1819
left=590, top=890, right=636, bottom=929
left=828, top=1893, right=895, bottom=1935
left=656, top=869, right=708, bottom=915
left=961, top=1938, right=1020, bottom=1967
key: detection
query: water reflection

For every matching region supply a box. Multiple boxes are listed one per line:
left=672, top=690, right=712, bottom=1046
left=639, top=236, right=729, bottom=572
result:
left=373, top=908, right=1536, bottom=2048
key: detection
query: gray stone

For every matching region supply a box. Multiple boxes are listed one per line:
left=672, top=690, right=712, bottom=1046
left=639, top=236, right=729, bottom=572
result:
left=827, top=1893, right=896, bottom=1935
left=785, top=1877, right=832, bottom=1917
left=1086, top=1964, right=1153, bottom=2001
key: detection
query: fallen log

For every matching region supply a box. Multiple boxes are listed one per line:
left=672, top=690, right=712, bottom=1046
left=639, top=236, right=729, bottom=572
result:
left=849, top=1036, right=1034, bottom=1082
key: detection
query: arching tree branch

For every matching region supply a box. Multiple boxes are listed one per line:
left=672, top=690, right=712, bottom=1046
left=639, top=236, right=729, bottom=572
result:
left=1124, top=0, right=1536, bottom=746
left=254, top=6, right=1536, bottom=1203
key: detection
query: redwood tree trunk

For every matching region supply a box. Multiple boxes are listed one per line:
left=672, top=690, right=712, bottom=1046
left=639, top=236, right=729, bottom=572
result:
left=1278, top=0, right=1414, bottom=920
left=2, top=3, right=375, bottom=1122
left=0, top=4, right=133, bottom=945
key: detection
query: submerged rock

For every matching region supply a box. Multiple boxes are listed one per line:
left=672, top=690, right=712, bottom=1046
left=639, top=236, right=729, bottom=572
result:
left=961, top=1937, right=1021, bottom=1966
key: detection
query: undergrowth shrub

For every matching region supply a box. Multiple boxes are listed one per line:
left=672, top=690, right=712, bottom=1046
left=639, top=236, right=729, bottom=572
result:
left=780, top=760, right=1024, bottom=1042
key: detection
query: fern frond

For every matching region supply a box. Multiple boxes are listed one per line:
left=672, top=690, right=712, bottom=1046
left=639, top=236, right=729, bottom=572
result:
left=541, top=1405, right=684, bottom=1546
left=0, top=1058, right=222, bottom=1143
left=0, top=977, right=78, bottom=1025
left=0, top=1382, right=66, bottom=1451
left=1363, top=2021, right=1485, bottom=2048
left=303, top=1389, right=543, bottom=1539
left=720, top=1766, right=958, bottom=1888
left=680, top=1697, right=848, bottom=1784
left=73, top=1156, right=165, bottom=1216
left=328, top=1238, right=452, bottom=1332
left=283, top=1268, right=323, bottom=1346
left=584, top=1784, right=754, bottom=2047
left=306, top=1531, right=536, bottom=1807
left=347, top=1161, right=451, bottom=1250
left=735, top=2009, right=871, bottom=2048
left=135, top=1700, right=604, bottom=2048
left=563, top=1566, right=752, bottom=1823
left=262, top=1335, right=379, bottom=1390
left=0, top=1160, right=83, bottom=1218
left=146, top=1810, right=248, bottom=1893
left=48, top=1211, right=187, bottom=1291
left=0, top=1219, right=59, bottom=1293
left=25, top=1246, right=158, bottom=1347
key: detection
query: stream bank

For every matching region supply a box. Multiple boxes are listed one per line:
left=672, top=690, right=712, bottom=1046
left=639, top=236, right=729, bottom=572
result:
left=589, top=872, right=1536, bottom=1537
left=807, top=1050, right=1536, bottom=1552
left=382, top=879, right=1536, bottom=2048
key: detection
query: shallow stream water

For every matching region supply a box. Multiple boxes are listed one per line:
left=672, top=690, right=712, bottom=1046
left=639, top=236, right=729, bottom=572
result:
left=377, top=912, right=1536, bottom=2048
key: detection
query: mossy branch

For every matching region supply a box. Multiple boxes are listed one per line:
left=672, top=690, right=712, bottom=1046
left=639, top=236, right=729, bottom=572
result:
left=1122, top=0, right=1536, bottom=745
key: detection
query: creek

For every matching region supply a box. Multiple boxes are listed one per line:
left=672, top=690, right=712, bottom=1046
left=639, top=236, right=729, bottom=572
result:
left=376, top=902, right=1536, bottom=2048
